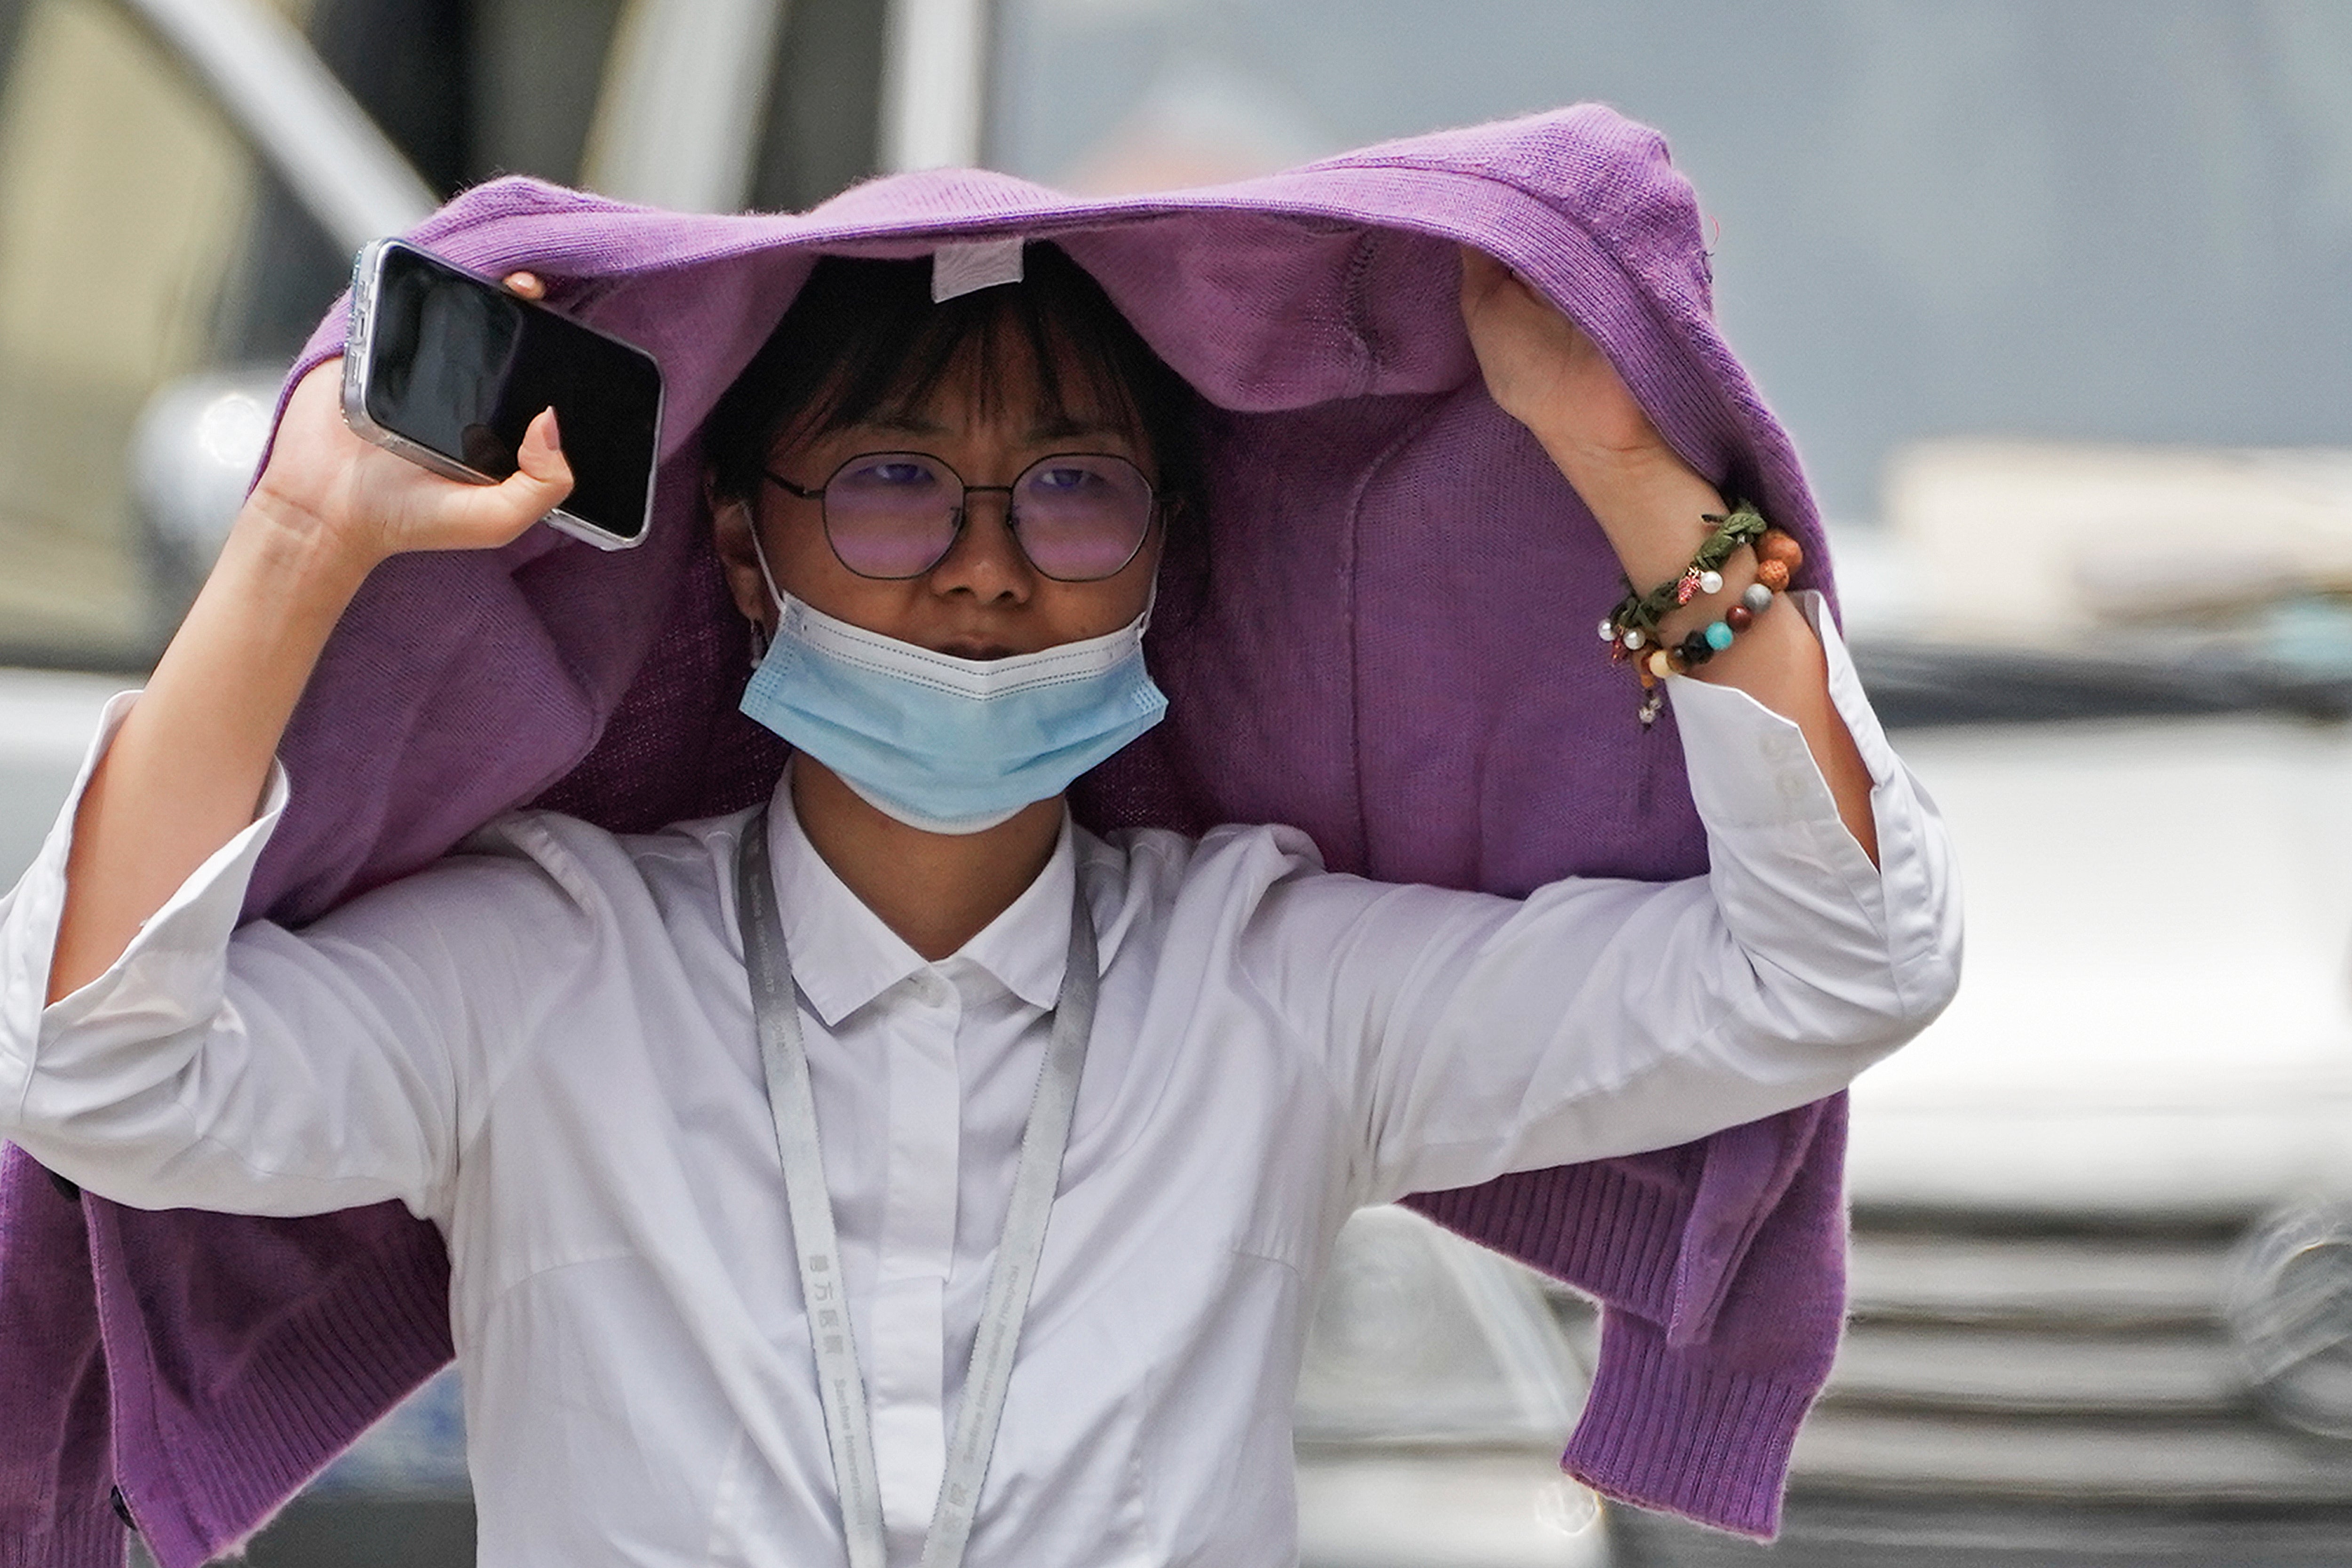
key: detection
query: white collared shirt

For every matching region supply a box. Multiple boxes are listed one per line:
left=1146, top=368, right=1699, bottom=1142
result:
left=0, top=599, right=1959, bottom=1568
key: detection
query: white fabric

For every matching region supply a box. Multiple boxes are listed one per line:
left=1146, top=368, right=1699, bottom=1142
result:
left=771, top=582, right=1153, bottom=700
left=735, top=809, right=1098, bottom=1568
left=0, top=595, right=1959, bottom=1568
left=932, top=239, right=1025, bottom=303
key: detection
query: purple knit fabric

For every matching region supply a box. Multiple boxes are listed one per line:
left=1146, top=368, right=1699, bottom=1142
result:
left=0, top=106, right=1851, bottom=1566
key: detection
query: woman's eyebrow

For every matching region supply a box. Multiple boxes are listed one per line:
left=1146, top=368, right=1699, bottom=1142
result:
left=838, top=412, right=1128, bottom=444
left=1027, top=414, right=1128, bottom=443
left=853, top=413, right=952, bottom=438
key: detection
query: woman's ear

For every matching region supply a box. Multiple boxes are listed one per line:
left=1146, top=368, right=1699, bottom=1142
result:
left=706, top=476, right=773, bottom=628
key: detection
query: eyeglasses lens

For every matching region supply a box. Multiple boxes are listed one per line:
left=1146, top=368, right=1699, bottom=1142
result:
left=822, top=452, right=1154, bottom=581
left=1011, top=456, right=1153, bottom=580
left=824, top=455, right=961, bottom=579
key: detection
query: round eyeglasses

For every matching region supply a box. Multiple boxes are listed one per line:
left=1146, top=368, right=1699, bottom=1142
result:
left=763, top=451, right=1158, bottom=582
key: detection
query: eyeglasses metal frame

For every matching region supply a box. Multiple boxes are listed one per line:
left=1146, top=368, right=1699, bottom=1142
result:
left=762, top=450, right=1159, bottom=583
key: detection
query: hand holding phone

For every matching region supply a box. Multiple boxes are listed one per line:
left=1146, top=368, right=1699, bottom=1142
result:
left=341, top=240, right=665, bottom=550
left=242, top=359, right=571, bottom=571
left=52, top=306, right=584, bottom=1010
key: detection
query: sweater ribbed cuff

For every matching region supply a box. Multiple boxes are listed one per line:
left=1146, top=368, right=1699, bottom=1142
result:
left=95, top=1205, right=453, bottom=1568
left=0, top=1509, right=126, bottom=1568
left=1562, top=1311, right=1813, bottom=1540
left=1406, top=1157, right=1690, bottom=1321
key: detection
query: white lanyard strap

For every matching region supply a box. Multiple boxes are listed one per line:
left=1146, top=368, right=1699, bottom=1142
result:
left=736, top=810, right=1098, bottom=1568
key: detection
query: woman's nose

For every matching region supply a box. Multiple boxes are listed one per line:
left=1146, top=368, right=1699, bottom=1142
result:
left=926, top=490, right=1035, bottom=601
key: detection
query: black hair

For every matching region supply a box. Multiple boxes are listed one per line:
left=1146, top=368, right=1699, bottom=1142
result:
left=702, top=243, right=1203, bottom=528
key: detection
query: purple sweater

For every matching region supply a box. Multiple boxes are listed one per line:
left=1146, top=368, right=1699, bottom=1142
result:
left=0, top=106, right=1850, bottom=1567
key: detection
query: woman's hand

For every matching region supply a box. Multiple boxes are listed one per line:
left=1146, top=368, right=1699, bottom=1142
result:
left=1458, top=247, right=1668, bottom=470
left=246, top=272, right=572, bottom=573
left=1457, top=244, right=1717, bottom=582
left=1459, top=244, right=1716, bottom=585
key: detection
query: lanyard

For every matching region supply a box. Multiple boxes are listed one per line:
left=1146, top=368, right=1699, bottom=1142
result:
left=735, top=811, right=1098, bottom=1568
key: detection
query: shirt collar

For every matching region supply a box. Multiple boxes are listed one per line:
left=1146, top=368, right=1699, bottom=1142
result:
left=763, top=770, right=1076, bottom=1026
left=959, top=813, right=1075, bottom=1013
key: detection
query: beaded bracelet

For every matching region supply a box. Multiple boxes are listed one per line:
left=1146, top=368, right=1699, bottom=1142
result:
left=1602, top=502, right=1769, bottom=645
left=1596, top=516, right=1806, bottom=725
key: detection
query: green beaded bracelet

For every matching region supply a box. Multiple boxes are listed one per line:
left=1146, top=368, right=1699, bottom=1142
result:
left=1600, top=501, right=1769, bottom=644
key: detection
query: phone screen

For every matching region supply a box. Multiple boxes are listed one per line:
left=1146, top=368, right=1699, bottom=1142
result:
left=361, top=245, right=662, bottom=544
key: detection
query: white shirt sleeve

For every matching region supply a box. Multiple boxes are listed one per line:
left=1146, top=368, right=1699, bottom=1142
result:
left=0, top=695, right=589, bottom=1224
left=1238, top=593, right=1963, bottom=1207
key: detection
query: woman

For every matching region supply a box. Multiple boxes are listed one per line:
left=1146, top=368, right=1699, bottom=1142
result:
left=4, top=121, right=1955, bottom=1566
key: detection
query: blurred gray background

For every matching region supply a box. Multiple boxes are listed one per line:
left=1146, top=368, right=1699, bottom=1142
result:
left=991, top=0, right=2352, bottom=520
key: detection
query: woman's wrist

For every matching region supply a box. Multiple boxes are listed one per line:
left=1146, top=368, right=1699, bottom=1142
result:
left=228, top=487, right=384, bottom=613
left=1538, top=433, right=1782, bottom=669
left=1532, top=427, right=1726, bottom=590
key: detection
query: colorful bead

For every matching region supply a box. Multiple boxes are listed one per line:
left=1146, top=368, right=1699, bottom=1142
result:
left=1604, top=503, right=1782, bottom=718
left=1756, top=530, right=1804, bottom=570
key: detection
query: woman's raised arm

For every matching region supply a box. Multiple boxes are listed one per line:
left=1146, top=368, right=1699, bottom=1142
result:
left=1458, top=247, right=1880, bottom=864
left=46, top=281, right=572, bottom=1004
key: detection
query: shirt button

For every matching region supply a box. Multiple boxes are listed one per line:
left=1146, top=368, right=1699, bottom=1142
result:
left=915, top=973, right=953, bottom=1008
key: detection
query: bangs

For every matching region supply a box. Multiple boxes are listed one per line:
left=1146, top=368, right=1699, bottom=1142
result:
left=704, top=245, right=1201, bottom=507
left=814, top=273, right=1144, bottom=446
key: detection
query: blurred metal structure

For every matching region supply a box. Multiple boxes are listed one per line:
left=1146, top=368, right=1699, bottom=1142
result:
left=2228, top=1205, right=2352, bottom=1445
left=77, top=0, right=900, bottom=655
left=0, top=671, right=125, bottom=891
left=1295, top=1207, right=1608, bottom=1568
left=1298, top=1206, right=1585, bottom=1446
left=1615, top=1211, right=2352, bottom=1567
left=1609, top=682, right=2352, bottom=1566
left=578, top=0, right=790, bottom=210
left=1853, top=639, right=2352, bottom=728
left=118, top=0, right=812, bottom=637
left=103, top=0, right=437, bottom=254
left=127, top=366, right=281, bottom=645
left=880, top=0, right=987, bottom=170
left=1828, top=1214, right=2352, bottom=1498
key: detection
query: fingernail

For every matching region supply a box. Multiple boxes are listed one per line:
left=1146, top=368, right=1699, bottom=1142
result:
left=539, top=408, right=562, bottom=453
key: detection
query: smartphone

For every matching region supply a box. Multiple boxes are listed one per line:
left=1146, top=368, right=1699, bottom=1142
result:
left=342, top=239, right=664, bottom=550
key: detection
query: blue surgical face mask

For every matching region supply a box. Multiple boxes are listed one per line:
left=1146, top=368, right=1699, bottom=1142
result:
left=739, top=541, right=1168, bottom=835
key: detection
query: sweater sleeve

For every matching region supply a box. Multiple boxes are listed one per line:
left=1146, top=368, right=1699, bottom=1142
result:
left=1240, top=593, right=1961, bottom=1208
